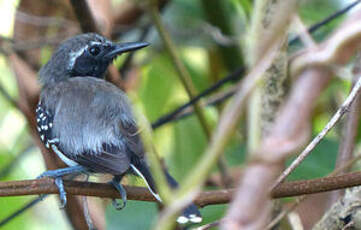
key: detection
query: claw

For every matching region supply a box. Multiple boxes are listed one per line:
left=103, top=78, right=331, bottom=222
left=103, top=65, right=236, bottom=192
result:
left=36, top=166, right=85, bottom=209
left=110, top=177, right=127, bottom=210
left=112, top=198, right=126, bottom=210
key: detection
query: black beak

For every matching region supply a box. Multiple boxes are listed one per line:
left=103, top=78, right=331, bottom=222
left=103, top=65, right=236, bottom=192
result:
left=104, top=42, right=149, bottom=60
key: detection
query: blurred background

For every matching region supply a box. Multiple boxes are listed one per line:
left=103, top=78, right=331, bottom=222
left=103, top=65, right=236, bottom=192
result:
left=0, top=0, right=358, bottom=229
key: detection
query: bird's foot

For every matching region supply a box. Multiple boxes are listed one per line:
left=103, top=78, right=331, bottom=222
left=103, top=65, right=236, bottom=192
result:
left=109, top=178, right=127, bottom=210
left=55, top=177, right=67, bottom=208
left=37, top=165, right=85, bottom=208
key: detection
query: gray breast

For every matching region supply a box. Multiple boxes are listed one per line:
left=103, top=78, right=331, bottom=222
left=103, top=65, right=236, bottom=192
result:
left=41, top=77, right=136, bottom=158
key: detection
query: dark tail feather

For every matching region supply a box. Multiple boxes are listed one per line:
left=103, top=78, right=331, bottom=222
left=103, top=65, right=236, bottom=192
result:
left=130, top=160, right=202, bottom=224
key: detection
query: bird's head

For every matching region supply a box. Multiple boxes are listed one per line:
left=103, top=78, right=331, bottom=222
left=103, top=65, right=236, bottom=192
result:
left=39, top=33, right=149, bottom=85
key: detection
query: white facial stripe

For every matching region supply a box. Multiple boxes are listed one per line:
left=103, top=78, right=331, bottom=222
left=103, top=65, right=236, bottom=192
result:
left=68, top=45, right=88, bottom=70
left=90, top=41, right=102, bottom=46
left=93, top=34, right=112, bottom=45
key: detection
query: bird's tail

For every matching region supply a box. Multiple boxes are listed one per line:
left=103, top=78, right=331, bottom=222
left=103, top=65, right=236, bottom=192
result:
left=130, top=159, right=202, bottom=224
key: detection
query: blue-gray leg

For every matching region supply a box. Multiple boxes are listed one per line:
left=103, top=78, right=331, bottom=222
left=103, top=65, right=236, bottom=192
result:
left=109, top=175, right=127, bottom=210
left=37, top=165, right=86, bottom=208
left=54, top=177, right=66, bottom=208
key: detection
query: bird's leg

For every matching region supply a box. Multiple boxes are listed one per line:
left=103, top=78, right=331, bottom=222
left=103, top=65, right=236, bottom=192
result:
left=109, top=175, right=127, bottom=210
left=37, top=165, right=86, bottom=208
left=38, top=165, right=86, bottom=178
left=54, top=177, right=67, bottom=208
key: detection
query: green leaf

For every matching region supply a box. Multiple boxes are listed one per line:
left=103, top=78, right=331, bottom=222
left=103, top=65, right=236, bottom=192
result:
left=287, top=138, right=338, bottom=181
left=139, top=55, right=177, bottom=122
left=168, top=116, right=207, bottom=181
left=106, top=201, right=158, bottom=230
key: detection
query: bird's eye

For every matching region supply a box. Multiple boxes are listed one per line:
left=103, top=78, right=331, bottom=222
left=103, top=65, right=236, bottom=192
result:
left=89, top=45, right=101, bottom=56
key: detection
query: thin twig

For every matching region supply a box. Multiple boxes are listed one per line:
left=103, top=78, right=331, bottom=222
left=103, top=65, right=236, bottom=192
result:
left=151, top=67, right=244, bottom=129
left=151, top=2, right=361, bottom=128
left=331, top=64, right=361, bottom=204
left=221, top=1, right=299, bottom=228
left=173, top=87, right=236, bottom=120
left=178, top=31, right=284, bottom=199
left=289, top=0, right=361, bottom=45
left=147, top=0, right=212, bottom=139
left=266, top=151, right=361, bottom=230
left=272, top=73, right=361, bottom=191
left=147, top=2, right=232, bottom=225
left=291, top=11, right=361, bottom=76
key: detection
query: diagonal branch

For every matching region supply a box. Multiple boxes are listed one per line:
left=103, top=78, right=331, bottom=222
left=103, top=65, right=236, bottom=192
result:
left=69, top=0, right=100, bottom=34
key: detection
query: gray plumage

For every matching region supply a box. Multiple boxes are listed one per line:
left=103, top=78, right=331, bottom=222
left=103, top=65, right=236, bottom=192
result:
left=39, top=77, right=142, bottom=175
left=36, top=33, right=202, bottom=224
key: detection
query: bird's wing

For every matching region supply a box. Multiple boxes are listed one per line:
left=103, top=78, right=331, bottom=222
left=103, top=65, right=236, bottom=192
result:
left=69, top=145, right=131, bottom=175
left=39, top=78, right=139, bottom=175
left=118, top=117, right=145, bottom=158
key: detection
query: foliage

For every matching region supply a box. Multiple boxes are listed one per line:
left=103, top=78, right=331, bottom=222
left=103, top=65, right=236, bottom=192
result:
left=0, top=0, right=355, bottom=229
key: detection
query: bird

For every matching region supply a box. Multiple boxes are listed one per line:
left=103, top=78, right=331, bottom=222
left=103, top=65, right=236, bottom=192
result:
left=35, top=33, right=202, bottom=224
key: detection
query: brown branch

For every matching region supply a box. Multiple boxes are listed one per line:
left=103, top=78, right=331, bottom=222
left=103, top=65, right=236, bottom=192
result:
left=5, top=171, right=361, bottom=207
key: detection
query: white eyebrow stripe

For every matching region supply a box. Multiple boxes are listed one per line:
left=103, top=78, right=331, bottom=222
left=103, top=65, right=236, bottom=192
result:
left=90, top=41, right=102, bottom=46
left=68, top=45, right=88, bottom=70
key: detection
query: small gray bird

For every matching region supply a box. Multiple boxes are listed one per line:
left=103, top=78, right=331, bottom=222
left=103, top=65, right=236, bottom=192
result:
left=36, top=33, right=202, bottom=224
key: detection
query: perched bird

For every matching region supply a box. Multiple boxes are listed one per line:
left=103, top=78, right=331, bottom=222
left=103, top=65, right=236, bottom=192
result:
left=36, top=33, right=202, bottom=224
